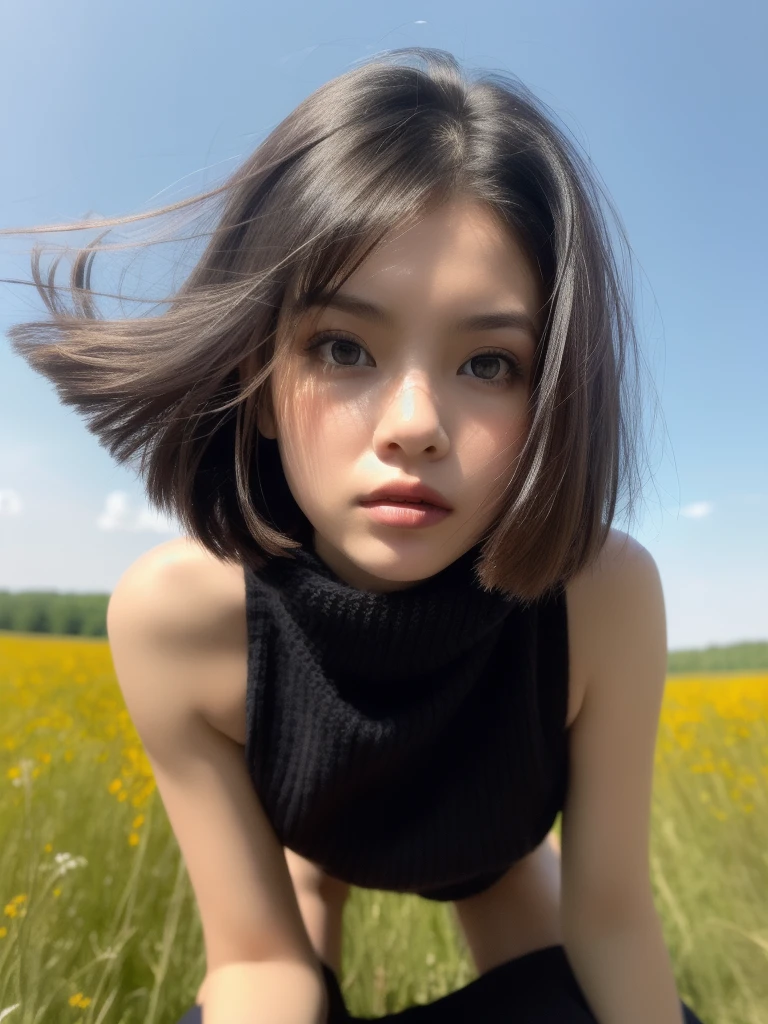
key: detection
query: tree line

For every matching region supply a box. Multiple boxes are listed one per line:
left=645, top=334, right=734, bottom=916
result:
left=0, top=588, right=766, bottom=672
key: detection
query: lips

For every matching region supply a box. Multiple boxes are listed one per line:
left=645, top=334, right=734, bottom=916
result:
left=360, top=481, right=453, bottom=510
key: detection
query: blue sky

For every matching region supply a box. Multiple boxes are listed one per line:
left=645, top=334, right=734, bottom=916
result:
left=0, top=0, right=765, bottom=651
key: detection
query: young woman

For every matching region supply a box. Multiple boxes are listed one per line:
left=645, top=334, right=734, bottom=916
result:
left=3, top=49, right=706, bottom=1024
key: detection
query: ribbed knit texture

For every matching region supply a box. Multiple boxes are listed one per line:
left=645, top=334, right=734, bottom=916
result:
left=243, top=540, right=570, bottom=901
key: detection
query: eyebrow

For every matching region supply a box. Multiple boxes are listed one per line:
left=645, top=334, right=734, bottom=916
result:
left=293, top=291, right=539, bottom=342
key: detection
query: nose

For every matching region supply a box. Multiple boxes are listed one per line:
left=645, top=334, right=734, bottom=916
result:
left=372, top=374, right=449, bottom=457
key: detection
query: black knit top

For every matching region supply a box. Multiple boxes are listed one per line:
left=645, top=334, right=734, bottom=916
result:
left=242, top=540, right=570, bottom=902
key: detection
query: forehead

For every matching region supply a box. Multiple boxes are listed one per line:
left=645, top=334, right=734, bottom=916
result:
left=284, top=199, right=543, bottom=331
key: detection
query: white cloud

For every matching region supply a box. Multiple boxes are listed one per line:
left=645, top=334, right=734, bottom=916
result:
left=680, top=501, right=713, bottom=519
left=0, top=489, right=23, bottom=516
left=96, top=490, right=179, bottom=534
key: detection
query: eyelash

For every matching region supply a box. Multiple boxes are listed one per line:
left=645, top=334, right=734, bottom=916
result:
left=303, top=332, right=524, bottom=388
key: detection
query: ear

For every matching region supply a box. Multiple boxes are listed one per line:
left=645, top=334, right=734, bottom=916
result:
left=239, top=353, right=278, bottom=440
left=257, top=397, right=277, bottom=440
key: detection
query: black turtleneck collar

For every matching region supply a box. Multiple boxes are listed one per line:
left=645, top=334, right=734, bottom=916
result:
left=254, top=540, right=518, bottom=682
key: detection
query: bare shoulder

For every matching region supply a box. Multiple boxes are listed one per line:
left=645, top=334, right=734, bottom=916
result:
left=109, top=536, right=249, bottom=740
left=567, top=527, right=658, bottom=617
left=564, top=528, right=661, bottom=722
left=119, top=536, right=243, bottom=603
left=567, top=528, right=652, bottom=601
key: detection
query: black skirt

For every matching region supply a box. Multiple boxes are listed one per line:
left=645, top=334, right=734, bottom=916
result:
left=174, top=944, right=707, bottom=1023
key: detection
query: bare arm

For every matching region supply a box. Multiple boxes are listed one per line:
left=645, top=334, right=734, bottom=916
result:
left=107, top=546, right=327, bottom=1022
left=561, top=531, right=684, bottom=1024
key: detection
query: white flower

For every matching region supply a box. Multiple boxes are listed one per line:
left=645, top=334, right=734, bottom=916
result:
left=39, top=852, right=89, bottom=880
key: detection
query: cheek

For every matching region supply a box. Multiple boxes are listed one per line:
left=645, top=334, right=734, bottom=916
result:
left=459, top=414, right=529, bottom=474
left=276, top=393, right=362, bottom=497
left=281, top=394, right=357, bottom=452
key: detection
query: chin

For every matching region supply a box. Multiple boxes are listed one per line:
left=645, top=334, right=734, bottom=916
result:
left=346, top=543, right=458, bottom=590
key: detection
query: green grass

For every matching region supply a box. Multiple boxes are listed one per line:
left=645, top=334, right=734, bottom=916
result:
left=1, top=635, right=766, bottom=1023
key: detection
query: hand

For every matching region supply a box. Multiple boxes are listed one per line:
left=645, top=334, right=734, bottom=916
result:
left=201, top=959, right=328, bottom=1024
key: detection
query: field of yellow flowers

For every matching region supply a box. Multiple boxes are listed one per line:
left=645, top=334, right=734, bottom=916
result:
left=1, top=632, right=766, bottom=1024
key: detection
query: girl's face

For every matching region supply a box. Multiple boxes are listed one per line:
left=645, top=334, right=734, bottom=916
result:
left=258, top=196, right=544, bottom=592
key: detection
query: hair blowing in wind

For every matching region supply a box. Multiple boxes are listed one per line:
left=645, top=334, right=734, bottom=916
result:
left=0, top=47, right=656, bottom=602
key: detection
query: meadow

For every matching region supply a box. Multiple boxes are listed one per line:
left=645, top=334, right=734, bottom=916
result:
left=0, top=632, right=766, bottom=1024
